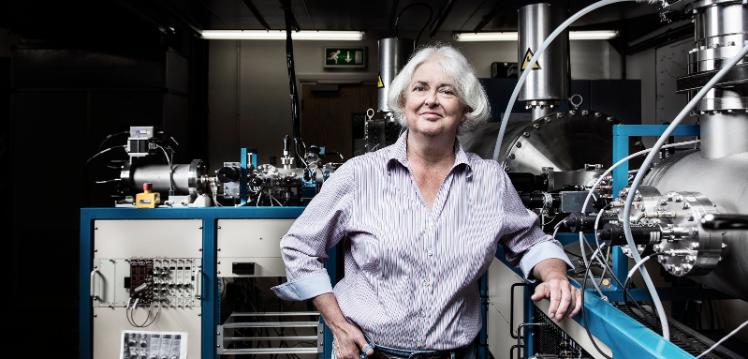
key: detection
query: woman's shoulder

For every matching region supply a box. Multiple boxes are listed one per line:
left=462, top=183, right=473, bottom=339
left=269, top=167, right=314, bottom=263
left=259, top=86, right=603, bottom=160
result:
left=463, top=151, right=506, bottom=174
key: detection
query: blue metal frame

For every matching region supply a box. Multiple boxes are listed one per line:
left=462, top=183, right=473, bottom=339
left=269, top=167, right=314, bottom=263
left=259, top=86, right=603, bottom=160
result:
left=493, top=250, right=695, bottom=358
left=479, top=275, right=488, bottom=359
left=79, top=207, right=337, bottom=359
left=577, top=285, right=694, bottom=358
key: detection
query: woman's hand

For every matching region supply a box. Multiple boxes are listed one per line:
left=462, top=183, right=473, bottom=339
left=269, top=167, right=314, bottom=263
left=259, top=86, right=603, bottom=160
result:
left=531, top=258, right=583, bottom=320
left=332, top=321, right=374, bottom=359
left=312, top=293, right=373, bottom=359
left=530, top=276, right=582, bottom=320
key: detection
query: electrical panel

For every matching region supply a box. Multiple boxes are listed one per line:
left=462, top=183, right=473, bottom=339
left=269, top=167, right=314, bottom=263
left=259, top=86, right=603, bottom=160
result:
left=92, top=219, right=203, bottom=359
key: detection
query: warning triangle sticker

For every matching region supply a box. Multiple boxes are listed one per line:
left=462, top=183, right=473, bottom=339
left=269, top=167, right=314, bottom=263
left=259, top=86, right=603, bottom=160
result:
left=377, top=75, right=384, bottom=88
left=521, top=48, right=541, bottom=70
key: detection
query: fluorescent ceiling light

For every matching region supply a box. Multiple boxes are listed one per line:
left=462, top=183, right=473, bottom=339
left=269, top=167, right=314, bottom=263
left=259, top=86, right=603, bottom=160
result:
left=569, top=30, right=618, bottom=40
left=454, top=32, right=518, bottom=42
left=454, top=30, right=618, bottom=42
left=201, top=30, right=364, bottom=41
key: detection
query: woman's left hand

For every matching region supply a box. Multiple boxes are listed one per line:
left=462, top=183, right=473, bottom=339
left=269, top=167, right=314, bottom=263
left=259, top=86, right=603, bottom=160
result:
left=530, top=276, right=582, bottom=320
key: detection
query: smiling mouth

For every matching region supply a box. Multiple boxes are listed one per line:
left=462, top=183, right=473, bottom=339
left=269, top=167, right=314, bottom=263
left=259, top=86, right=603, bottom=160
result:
left=420, top=112, right=442, bottom=118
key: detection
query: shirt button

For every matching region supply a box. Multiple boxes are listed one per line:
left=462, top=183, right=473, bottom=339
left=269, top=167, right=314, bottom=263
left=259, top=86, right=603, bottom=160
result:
left=428, top=251, right=433, bottom=257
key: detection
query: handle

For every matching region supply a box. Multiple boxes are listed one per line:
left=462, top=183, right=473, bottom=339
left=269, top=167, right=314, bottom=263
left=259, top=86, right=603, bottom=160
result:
left=509, top=282, right=529, bottom=339
left=195, top=269, right=203, bottom=300
left=90, top=268, right=104, bottom=301
left=701, top=213, right=748, bottom=231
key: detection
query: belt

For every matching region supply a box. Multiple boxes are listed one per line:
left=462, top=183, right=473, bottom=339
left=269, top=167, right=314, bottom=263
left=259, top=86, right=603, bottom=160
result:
left=370, top=343, right=475, bottom=359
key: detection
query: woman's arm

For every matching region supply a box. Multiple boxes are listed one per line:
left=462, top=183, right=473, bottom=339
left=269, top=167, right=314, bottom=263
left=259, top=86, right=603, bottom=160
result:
left=493, top=167, right=580, bottom=320
left=313, top=293, right=373, bottom=359
left=271, top=162, right=356, bottom=301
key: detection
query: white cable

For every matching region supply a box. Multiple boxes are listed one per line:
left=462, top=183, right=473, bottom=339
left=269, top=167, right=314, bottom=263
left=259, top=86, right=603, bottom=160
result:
left=626, top=253, right=655, bottom=282
left=593, top=208, right=611, bottom=282
left=492, top=0, right=651, bottom=161
left=695, top=319, right=748, bottom=359
left=599, top=246, right=611, bottom=282
left=270, top=194, right=284, bottom=206
left=623, top=41, right=748, bottom=341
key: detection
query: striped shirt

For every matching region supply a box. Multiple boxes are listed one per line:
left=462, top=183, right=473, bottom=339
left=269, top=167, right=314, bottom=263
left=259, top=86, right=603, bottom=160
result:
left=272, top=131, right=571, bottom=350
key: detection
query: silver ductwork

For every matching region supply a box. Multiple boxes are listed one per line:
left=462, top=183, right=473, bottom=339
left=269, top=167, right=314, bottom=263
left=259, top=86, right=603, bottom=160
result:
left=685, top=0, right=748, bottom=158
left=377, top=37, right=414, bottom=113
left=518, top=3, right=570, bottom=121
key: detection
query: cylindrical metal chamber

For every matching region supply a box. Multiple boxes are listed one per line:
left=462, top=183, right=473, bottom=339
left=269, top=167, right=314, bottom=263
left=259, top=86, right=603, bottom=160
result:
left=377, top=37, right=414, bottom=112
left=644, top=150, right=748, bottom=299
left=121, top=159, right=207, bottom=195
left=517, top=3, right=569, bottom=111
left=459, top=110, right=615, bottom=174
left=687, top=0, right=748, bottom=158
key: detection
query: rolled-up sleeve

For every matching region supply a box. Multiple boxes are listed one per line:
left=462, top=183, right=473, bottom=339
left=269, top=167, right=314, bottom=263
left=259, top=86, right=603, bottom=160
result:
left=495, top=169, right=573, bottom=281
left=271, top=162, right=356, bottom=300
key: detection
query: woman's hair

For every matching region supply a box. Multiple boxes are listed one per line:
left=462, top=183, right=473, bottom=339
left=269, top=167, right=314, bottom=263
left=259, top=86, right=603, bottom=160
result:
left=386, top=44, right=491, bottom=133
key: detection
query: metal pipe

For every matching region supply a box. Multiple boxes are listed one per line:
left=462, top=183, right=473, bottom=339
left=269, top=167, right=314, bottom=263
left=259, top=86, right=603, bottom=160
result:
left=517, top=3, right=569, bottom=109
left=689, top=1, right=748, bottom=158
left=377, top=37, right=414, bottom=112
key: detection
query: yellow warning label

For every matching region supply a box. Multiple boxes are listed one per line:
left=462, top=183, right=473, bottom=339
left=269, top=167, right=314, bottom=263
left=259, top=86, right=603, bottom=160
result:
left=521, top=48, right=541, bottom=70
left=377, top=75, right=384, bottom=88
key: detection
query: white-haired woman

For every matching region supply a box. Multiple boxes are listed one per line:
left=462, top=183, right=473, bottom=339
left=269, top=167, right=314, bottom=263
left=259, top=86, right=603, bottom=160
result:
left=273, top=44, right=581, bottom=359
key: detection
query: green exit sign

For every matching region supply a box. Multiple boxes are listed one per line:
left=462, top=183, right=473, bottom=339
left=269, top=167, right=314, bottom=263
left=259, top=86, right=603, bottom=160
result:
left=324, top=47, right=367, bottom=69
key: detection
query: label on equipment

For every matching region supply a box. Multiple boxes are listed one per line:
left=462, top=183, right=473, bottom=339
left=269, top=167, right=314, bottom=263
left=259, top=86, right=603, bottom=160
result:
left=521, top=48, right=541, bottom=70
left=120, top=330, right=187, bottom=359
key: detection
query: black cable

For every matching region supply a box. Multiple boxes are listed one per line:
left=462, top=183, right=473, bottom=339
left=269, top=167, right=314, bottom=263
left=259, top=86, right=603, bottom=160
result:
left=581, top=258, right=614, bottom=359
left=85, top=145, right=127, bottom=167
left=393, top=2, right=434, bottom=46
left=578, top=233, right=654, bottom=326
left=281, top=0, right=302, bottom=143
left=564, top=249, right=584, bottom=260
left=577, top=243, right=659, bottom=359
left=97, top=130, right=129, bottom=151
left=622, top=270, right=661, bottom=330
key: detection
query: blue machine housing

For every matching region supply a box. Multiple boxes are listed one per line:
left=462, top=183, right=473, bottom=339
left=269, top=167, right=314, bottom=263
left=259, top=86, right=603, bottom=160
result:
left=79, top=207, right=335, bottom=359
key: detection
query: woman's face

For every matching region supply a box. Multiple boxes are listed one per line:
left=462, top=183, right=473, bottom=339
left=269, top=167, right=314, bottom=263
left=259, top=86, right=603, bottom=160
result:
left=403, top=58, right=466, bottom=138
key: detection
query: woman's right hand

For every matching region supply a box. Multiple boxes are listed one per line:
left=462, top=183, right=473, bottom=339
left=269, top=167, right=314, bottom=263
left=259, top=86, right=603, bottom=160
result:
left=332, top=321, right=374, bottom=359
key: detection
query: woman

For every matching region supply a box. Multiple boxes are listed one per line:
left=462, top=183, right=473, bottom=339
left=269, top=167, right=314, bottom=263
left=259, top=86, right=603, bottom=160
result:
left=273, top=45, right=581, bottom=359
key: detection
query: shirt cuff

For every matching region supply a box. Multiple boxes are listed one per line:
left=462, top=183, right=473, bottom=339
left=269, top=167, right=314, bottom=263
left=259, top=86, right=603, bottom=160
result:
left=518, top=241, right=574, bottom=282
left=271, top=270, right=334, bottom=301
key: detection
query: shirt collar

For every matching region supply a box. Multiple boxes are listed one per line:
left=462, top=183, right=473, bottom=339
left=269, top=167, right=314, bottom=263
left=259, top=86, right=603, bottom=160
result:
left=386, top=130, right=473, bottom=178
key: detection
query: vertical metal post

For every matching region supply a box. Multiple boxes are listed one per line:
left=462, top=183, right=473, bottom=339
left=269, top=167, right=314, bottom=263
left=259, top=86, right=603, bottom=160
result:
left=203, top=217, right=217, bottom=359
left=611, top=126, right=630, bottom=288
left=321, top=246, right=338, bottom=359
left=240, top=148, right=249, bottom=205
left=524, top=286, right=534, bottom=358
left=79, top=210, right=94, bottom=359
left=479, top=275, right=488, bottom=359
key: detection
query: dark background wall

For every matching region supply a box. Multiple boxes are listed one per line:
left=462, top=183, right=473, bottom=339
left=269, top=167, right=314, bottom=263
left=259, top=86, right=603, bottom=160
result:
left=4, top=1, right=208, bottom=356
